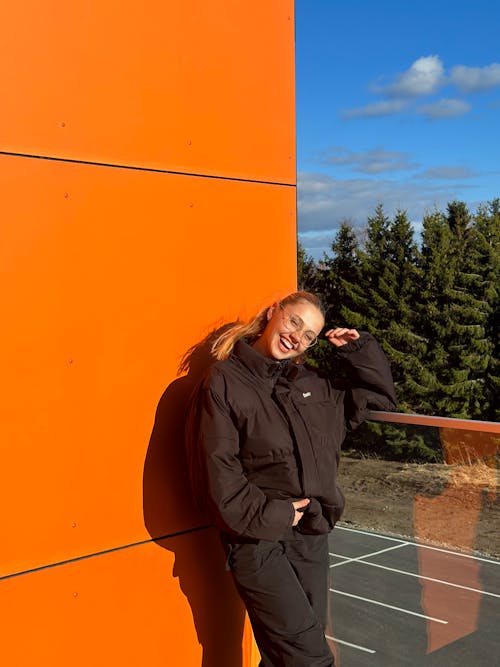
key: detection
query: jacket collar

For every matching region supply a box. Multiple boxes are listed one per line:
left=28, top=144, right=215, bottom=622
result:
left=232, top=338, right=294, bottom=380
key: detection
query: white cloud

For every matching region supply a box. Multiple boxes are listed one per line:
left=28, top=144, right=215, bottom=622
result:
left=319, top=146, right=418, bottom=174
left=418, top=166, right=477, bottom=180
left=375, top=55, right=444, bottom=97
left=450, top=63, right=500, bottom=92
left=416, top=98, right=471, bottom=119
left=342, top=99, right=407, bottom=118
left=297, top=171, right=473, bottom=238
left=342, top=58, right=500, bottom=123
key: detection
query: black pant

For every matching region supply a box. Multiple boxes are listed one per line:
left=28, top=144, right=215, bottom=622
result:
left=224, top=532, right=334, bottom=667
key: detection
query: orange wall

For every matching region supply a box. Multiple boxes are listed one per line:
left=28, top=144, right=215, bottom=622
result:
left=0, top=2, right=296, bottom=666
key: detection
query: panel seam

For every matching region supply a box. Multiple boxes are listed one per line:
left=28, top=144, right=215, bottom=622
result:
left=0, top=524, right=212, bottom=582
left=0, top=151, right=296, bottom=188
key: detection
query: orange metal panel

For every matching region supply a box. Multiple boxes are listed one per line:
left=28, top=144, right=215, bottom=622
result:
left=0, top=154, right=296, bottom=579
left=0, top=531, right=249, bottom=666
left=0, top=1, right=295, bottom=184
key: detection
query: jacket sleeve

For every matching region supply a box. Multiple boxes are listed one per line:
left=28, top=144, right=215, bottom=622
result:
left=189, top=375, right=295, bottom=540
left=334, top=331, right=397, bottom=431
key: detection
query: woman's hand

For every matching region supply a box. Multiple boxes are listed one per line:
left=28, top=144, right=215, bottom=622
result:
left=325, top=327, right=360, bottom=347
left=292, top=498, right=310, bottom=526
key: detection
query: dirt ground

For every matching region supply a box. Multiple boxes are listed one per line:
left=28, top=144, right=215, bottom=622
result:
left=337, top=455, right=500, bottom=559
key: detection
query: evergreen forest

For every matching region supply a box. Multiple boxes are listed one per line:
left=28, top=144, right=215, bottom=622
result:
left=298, top=199, right=500, bottom=462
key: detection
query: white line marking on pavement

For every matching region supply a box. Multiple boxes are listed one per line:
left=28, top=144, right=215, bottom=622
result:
left=336, top=525, right=407, bottom=542
left=336, top=525, right=500, bottom=565
left=325, top=635, right=376, bottom=654
left=329, top=542, right=408, bottom=567
left=349, top=558, right=500, bottom=599
left=330, top=588, right=448, bottom=624
left=413, top=542, right=500, bottom=565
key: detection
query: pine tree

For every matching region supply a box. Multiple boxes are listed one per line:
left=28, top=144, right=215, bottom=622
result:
left=419, top=201, right=491, bottom=418
left=329, top=205, right=390, bottom=332
left=337, top=205, right=432, bottom=413
left=472, top=199, right=500, bottom=419
left=377, top=210, right=435, bottom=413
left=353, top=203, right=392, bottom=327
left=310, top=222, right=363, bottom=374
left=316, top=221, right=362, bottom=324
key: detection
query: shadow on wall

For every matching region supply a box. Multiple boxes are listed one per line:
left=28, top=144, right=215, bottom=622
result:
left=143, top=325, right=245, bottom=667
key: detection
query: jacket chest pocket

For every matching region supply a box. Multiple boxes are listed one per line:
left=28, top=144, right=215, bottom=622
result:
left=292, top=388, right=340, bottom=435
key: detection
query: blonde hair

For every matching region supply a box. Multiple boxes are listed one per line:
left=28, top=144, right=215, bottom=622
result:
left=211, top=291, right=324, bottom=361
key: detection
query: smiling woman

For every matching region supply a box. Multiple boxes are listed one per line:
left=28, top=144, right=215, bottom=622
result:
left=209, top=291, right=325, bottom=362
left=251, top=295, right=325, bottom=359
left=185, top=290, right=397, bottom=667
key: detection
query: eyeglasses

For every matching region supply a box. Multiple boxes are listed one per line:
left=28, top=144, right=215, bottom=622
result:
left=278, top=303, right=318, bottom=348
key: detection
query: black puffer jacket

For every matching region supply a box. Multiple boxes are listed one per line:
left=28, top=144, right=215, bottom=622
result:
left=186, top=333, right=396, bottom=541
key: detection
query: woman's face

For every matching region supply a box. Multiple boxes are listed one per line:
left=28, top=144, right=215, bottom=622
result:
left=253, top=300, right=325, bottom=360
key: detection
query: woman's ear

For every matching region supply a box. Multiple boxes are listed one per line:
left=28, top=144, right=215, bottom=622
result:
left=267, top=303, right=278, bottom=321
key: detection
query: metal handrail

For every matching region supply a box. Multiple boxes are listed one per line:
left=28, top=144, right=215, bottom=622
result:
left=367, top=411, right=500, bottom=434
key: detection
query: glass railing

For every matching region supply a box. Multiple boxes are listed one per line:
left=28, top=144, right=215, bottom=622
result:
left=327, top=413, right=499, bottom=666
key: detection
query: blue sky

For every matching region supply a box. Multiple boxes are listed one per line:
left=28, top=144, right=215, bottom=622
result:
left=295, top=0, right=500, bottom=259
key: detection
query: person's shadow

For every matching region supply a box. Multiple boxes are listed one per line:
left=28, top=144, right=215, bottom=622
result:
left=142, top=326, right=246, bottom=667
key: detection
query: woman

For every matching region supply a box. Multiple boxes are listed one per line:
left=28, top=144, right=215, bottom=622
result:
left=186, top=291, right=396, bottom=667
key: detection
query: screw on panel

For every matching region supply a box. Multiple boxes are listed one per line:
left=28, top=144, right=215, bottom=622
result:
left=73, top=592, right=78, bottom=597
left=187, top=139, right=192, bottom=146
left=68, top=359, right=74, bottom=365
left=60, top=122, right=66, bottom=128
left=71, top=522, right=77, bottom=528
left=64, top=193, right=69, bottom=199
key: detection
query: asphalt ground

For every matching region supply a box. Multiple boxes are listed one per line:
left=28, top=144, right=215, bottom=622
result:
left=326, top=525, right=500, bottom=666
